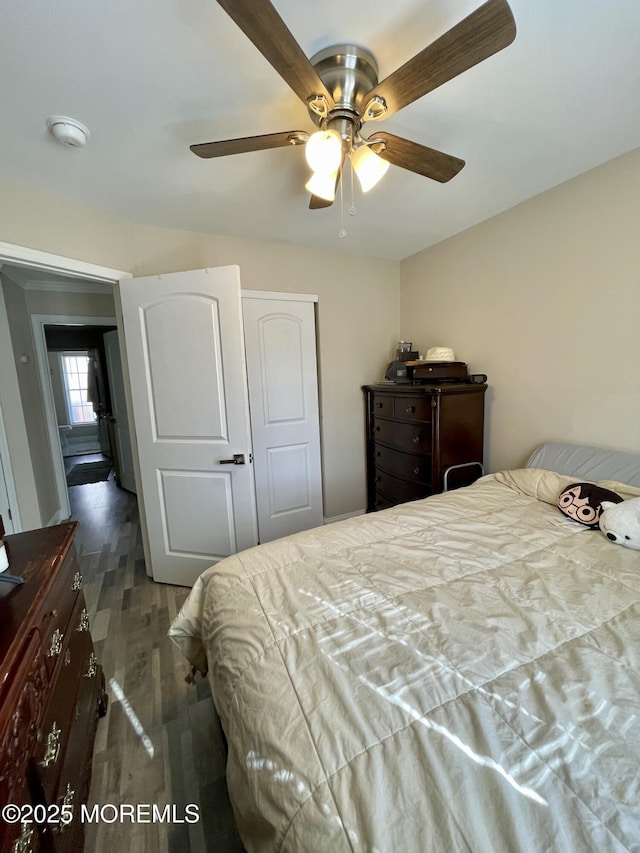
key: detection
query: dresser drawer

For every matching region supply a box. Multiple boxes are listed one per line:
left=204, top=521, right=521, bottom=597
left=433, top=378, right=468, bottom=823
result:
left=373, top=417, right=431, bottom=453
left=371, top=394, right=394, bottom=418
left=33, top=595, right=94, bottom=808
left=393, top=395, right=432, bottom=422
left=373, top=443, right=431, bottom=484
left=0, top=631, right=47, bottom=805
left=41, top=551, right=83, bottom=682
left=373, top=492, right=394, bottom=512
left=375, top=470, right=431, bottom=505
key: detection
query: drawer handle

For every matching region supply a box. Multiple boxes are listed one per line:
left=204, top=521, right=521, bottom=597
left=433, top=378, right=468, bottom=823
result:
left=85, top=652, right=98, bottom=678
left=48, top=628, right=64, bottom=658
left=72, top=571, right=83, bottom=591
left=375, top=401, right=383, bottom=409
left=11, top=821, right=34, bottom=853
left=413, top=467, right=420, bottom=474
left=40, top=721, right=61, bottom=767
left=376, top=475, right=382, bottom=483
left=76, top=608, right=90, bottom=632
left=374, top=425, right=380, bottom=432
left=58, top=782, right=75, bottom=829
left=412, top=436, right=421, bottom=444
left=405, top=406, right=415, bottom=413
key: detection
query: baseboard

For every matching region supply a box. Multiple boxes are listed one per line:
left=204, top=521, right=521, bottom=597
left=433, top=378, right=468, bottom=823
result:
left=323, top=509, right=365, bottom=525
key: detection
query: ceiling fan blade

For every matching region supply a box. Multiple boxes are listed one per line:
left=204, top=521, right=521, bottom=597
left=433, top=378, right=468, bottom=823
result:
left=359, top=0, right=516, bottom=119
left=369, top=132, right=465, bottom=183
left=216, top=0, right=334, bottom=110
left=309, top=195, right=333, bottom=209
left=190, top=131, right=309, bottom=159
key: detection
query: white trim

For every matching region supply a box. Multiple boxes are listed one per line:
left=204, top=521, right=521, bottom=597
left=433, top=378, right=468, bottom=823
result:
left=21, top=280, right=112, bottom=295
left=323, top=509, right=365, bottom=524
left=31, top=314, right=117, bottom=523
left=0, top=406, right=22, bottom=531
left=0, top=241, right=130, bottom=283
left=241, top=290, right=318, bottom=302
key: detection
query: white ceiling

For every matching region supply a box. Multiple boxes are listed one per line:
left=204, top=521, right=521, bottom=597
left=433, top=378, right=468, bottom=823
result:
left=2, top=0, right=639, bottom=261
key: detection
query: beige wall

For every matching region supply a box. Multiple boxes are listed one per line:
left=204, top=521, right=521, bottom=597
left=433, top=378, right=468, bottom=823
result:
left=0, top=176, right=400, bottom=525
left=400, top=147, right=640, bottom=473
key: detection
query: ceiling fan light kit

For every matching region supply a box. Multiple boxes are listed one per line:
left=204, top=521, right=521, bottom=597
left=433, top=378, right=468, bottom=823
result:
left=350, top=144, right=390, bottom=193
left=305, top=129, right=343, bottom=174
left=305, top=170, right=338, bottom=202
left=192, top=0, right=517, bottom=218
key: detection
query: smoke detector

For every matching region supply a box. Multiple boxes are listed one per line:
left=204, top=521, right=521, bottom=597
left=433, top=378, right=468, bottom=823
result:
left=46, top=116, right=90, bottom=147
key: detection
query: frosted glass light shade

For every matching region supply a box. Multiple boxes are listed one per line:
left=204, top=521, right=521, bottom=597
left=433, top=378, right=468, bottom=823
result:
left=305, top=170, right=337, bottom=202
left=351, top=145, right=390, bottom=192
left=305, top=130, right=342, bottom=175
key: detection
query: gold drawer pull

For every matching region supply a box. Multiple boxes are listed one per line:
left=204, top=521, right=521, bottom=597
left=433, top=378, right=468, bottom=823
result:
left=405, top=406, right=415, bottom=413
left=40, top=721, right=61, bottom=767
left=61, top=782, right=75, bottom=808
left=76, top=608, right=90, bottom=632
left=11, top=822, right=34, bottom=853
left=72, top=571, right=83, bottom=591
left=412, top=435, right=421, bottom=444
left=85, top=653, right=98, bottom=678
left=48, top=628, right=64, bottom=658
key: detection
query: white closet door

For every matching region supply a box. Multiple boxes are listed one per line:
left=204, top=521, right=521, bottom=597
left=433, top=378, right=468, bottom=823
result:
left=242, top=292, right=323, bottom=542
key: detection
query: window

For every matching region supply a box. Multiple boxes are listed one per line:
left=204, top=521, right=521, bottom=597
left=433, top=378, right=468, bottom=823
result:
left=60, top=352, right=96, bottom=425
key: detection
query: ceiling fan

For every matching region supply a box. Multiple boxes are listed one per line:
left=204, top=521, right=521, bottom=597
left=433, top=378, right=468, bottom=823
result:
left=190, top=0, right=516, bottom=208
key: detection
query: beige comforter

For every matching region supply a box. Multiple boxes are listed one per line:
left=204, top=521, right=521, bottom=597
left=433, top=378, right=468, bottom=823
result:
left=169, top=469, right=640, bottom=852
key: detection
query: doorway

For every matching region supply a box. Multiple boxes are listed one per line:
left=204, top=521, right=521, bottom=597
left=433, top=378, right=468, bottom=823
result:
left=0, top=241, right=131, bottom=530
left=44, top=323, right=117, bottom=490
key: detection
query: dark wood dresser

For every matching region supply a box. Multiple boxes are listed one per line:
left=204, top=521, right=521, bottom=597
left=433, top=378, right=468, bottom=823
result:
left=0, top=522, right=106, bottom=853
left=363, top=383, right=487, bottom=511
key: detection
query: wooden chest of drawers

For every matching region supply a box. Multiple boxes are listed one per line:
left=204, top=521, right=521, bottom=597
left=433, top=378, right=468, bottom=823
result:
left=0, top=523, right=106, bottom=853
left=363, top=383, right=487, bottom=511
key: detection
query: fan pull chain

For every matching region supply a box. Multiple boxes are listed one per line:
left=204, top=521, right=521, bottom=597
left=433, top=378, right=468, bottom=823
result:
left=338, top=170, right=347, bottom=239
left=349, top=158, right=357, bottom=217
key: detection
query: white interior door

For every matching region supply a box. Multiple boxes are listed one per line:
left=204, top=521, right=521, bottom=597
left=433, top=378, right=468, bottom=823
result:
left=118, top=266, right=258, bottom=586
left=242, top=292, right=323, bottom=542
left=103, top=330, right=136, bottom=494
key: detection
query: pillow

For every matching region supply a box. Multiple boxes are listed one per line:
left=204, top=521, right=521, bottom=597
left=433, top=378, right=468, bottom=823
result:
left=557, top=482, right=624, bottom=529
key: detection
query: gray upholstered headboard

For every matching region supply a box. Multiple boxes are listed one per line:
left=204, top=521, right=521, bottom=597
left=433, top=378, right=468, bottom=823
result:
left=526, top=442, right=640, bottom=489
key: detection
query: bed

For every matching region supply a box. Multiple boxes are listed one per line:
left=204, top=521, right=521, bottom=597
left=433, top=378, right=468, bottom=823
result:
left=169, top=443, right=640, bottom=852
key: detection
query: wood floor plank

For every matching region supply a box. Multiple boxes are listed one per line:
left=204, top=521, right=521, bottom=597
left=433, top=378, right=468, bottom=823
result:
left=67, top=479, right=244, bottom=852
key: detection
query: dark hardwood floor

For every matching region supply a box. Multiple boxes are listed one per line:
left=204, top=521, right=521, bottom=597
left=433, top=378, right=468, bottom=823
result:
left=68, top=477, right=244, bottom=853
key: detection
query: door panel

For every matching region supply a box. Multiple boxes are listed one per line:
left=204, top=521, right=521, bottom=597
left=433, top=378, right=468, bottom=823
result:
left=243, top=296, right=323, bottom=542
left=266, top=444, right=312, bottom=514
left=160, top=470, right=235, bottom=557
left=118, top=266, right=257, bottom=586
left=144, top=295, right=228, bottom=440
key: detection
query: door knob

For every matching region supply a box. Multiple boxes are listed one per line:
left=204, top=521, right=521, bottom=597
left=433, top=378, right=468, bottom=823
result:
left=219, top=453, right=246, bottom=465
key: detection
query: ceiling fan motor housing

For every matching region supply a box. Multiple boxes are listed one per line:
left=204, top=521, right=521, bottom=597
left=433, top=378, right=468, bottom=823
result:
left=309, top=45, right=379, bottom=146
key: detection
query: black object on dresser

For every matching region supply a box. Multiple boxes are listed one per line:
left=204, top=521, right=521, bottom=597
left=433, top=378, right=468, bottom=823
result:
left=0, top=522, right=107, bottom=853
left=363, top=383, right=487, bottom=512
